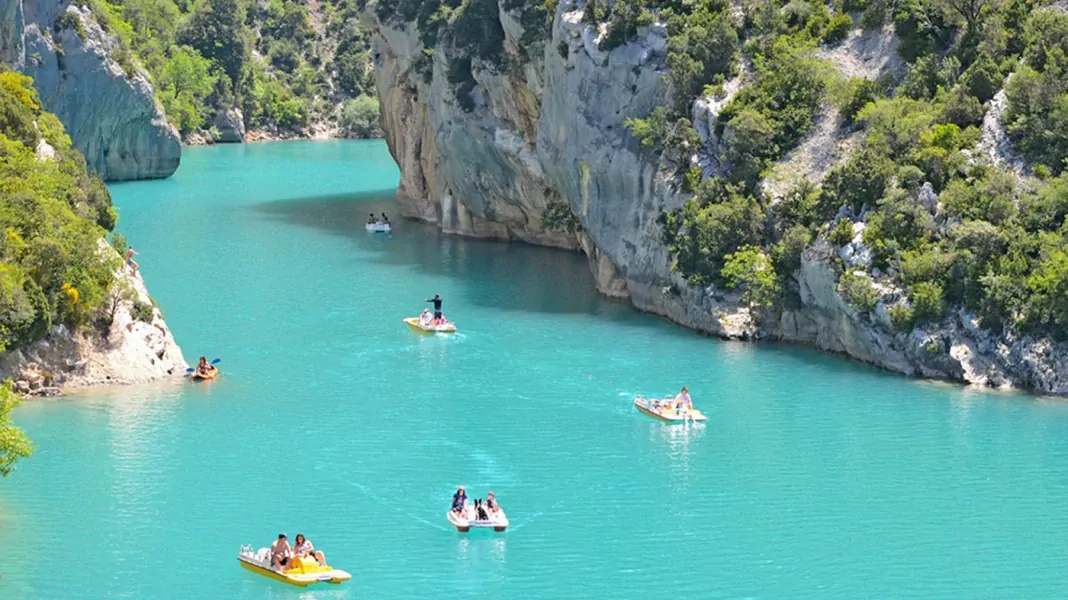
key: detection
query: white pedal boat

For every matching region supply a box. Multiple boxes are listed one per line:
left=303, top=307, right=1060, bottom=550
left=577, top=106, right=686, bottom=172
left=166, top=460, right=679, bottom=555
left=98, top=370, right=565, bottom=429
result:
left=366, top=223, right=392, bottom=233
left=633, top=396, right=707, bottom=422
left=447, top=504, right=509, bottom=532
left=237, top=545, right=351, bottom=587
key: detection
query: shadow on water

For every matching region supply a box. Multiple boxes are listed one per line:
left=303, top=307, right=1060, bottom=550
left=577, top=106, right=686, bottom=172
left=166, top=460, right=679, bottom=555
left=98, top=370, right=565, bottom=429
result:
left=251, top=191, right=640, bottom=321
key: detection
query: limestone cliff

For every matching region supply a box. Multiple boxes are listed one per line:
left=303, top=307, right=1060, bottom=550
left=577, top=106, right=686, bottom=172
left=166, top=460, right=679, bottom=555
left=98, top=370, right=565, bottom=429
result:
left=1, top=0, right=180, bottom=180
left=0, top=244, right=187, bottom=392
left=364, top=1, right=1068, bottom=397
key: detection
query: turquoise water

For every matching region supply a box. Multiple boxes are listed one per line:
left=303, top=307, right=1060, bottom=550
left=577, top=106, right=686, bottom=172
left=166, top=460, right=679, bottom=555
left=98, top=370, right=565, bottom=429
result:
left=2, top=141, right=1067, bottom=599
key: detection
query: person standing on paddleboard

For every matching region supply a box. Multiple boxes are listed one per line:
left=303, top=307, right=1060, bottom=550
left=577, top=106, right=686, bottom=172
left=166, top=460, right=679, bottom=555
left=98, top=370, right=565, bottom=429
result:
left=427, top=293, right=443, bottom=323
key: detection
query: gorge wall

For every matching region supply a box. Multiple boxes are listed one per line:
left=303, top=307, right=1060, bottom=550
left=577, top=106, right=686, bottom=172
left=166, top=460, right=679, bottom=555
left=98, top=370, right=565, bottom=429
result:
left=365, top=1, right=1068, bottom=396
left=1, top=0, right=180, bottom=181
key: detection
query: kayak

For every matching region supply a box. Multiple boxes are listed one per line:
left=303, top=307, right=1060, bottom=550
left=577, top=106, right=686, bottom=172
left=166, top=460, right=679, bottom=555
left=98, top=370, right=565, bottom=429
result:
left=237, top=545, right=351, bottom=587
left=366, top=223, right=391, bottom=233
left=633, top=396, right=707, bottom=422
left=191, top=367, right=219, bottom=381
left=403, top=317, right=457, bottom=334
left=447, top=504, right=509, bottom=532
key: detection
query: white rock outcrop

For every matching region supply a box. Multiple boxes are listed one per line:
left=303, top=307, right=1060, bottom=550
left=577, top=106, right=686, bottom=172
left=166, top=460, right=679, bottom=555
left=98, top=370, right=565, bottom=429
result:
left=0, top=250, right=187, bottom=390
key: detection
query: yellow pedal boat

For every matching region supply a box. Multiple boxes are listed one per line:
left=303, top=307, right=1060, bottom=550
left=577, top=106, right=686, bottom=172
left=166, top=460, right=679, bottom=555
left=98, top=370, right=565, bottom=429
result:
left=237, top=546, right=351, bottom=587
left=403, top=317, right=457, bottom=334
left=633, top=396, right=707, bottom=422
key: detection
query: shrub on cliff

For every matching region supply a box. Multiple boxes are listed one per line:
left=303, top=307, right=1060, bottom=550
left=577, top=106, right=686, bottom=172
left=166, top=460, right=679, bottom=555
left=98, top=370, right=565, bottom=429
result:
left=0, top=70, right=120, bottom=352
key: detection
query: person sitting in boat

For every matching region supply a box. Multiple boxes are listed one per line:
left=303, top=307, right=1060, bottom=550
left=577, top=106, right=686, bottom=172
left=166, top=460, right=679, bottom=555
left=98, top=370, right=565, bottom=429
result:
left=674, top=386, right=695, bottom=423
left=418, top=309, right=432, bottom=327
left=195, top=356, right=213, bottom=376
left=271, top=533, right=292, bottom=572
left=293, top=533, right=326, bottom=566
left=367, top=213, right=377, bottom=225
left=451, top=486, right=467, bottom=514
left=427, top=293, right=443, bottom=324
left=485, top=491, right=501, bottom=515
left=381, top=213, right=391, bottom=226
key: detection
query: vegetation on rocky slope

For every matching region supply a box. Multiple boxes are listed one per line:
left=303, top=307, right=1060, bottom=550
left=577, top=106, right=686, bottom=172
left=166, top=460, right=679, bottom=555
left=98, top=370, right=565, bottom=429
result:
left=594, top=0, right=1068, bottom=342
left=69, top=0, right=379, bottom=138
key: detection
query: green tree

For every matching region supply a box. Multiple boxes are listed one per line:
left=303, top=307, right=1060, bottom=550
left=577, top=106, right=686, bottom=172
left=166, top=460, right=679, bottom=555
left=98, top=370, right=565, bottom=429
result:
left=340, top=95, right=381, bottom=138
left=722, top=245, right=780, bottom=307
left=178, top=0, right=251, bottom=85
left=157, top=45, right=218, bottom=134
left=0, top=383, right=33, bottom=477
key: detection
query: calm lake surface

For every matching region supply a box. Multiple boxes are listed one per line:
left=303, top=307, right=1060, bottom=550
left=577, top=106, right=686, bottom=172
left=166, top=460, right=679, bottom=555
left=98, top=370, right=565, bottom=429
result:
left=2, top=141, right=1066, bottom=599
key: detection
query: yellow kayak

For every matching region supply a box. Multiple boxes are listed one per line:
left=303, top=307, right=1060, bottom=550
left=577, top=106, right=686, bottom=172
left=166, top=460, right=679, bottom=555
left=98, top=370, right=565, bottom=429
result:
left=633, top=397, right=707, bottom=422
left=403, top=317, right=457, bottom=334
left=237, top=547, right=351, bottom=587
left=191, top=367, right=218, bottom=381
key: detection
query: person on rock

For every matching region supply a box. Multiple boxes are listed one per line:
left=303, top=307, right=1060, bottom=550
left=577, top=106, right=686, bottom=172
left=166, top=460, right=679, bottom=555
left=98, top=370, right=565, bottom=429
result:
left=124, top=246, right=139, bottom=276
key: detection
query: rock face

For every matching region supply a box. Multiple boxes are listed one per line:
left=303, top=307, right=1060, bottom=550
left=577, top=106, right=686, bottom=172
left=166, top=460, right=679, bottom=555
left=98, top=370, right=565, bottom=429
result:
left=213, top=108, right=246, bottom=143
left=0, top=249, right=188, bottom=390
left=0, top=0, right=180, bottom=181
left=364, top=2, right=1068, bottom=396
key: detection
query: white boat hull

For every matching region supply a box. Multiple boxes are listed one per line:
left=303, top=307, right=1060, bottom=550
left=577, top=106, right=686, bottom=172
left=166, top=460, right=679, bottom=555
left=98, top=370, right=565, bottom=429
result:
left=447, top=505, right=508, bottom=532
left=366, top=223, right=392, bottom=233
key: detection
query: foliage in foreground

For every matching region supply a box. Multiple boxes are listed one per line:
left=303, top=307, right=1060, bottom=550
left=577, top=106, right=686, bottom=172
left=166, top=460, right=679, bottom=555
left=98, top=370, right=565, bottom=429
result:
left=0, top=383, right=33, bottom=477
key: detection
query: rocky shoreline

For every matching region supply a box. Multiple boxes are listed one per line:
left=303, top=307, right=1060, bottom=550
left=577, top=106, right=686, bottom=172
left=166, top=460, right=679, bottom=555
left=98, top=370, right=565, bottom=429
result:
left=0, top=262, right=187, bottom=395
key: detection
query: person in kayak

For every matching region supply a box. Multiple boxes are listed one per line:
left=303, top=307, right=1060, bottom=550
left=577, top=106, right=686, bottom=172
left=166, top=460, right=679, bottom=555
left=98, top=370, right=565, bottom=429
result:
left=427, top=294, right=443, bottom=323
left=293, top=533, right=326, bottom=566
left=451, top=486, right=467, bottom=514
left=271, top=533, right=292, bottom=571
left=195, top=356, right=213, bottom=376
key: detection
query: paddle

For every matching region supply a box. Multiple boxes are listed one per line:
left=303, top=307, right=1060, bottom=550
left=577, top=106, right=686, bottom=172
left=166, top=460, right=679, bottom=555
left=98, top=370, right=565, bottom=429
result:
left=186, top=358, right=221, bottom=375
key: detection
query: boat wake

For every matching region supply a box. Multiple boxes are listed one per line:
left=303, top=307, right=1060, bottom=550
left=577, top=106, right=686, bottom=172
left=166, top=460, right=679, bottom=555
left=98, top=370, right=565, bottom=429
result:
left=312, top=464, right=451, bottom=532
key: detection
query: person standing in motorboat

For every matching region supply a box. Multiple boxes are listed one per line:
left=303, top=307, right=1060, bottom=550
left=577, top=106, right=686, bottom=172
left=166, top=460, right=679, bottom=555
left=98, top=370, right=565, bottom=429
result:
left=451, top=486, right=467, bottom=515
left=427, top=293, right=444, bottom=324
left=271, top=533, right=292, bottom=572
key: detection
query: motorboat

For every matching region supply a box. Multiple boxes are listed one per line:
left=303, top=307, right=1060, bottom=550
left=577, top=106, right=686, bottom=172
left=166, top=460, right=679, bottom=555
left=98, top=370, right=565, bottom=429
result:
left=237, top=545, right=351, bottom=587
left=633, top=396, right=707, bottom=422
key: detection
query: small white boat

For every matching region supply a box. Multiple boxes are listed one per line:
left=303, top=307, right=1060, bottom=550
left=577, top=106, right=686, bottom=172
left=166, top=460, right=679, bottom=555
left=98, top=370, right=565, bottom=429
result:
left=237, top=545, right=351, bottom=587
left=366, top=223, right=392, bottom=233
left=633, top=396, right=707, bottom=422
left=447, top=503, right=508, bottom=532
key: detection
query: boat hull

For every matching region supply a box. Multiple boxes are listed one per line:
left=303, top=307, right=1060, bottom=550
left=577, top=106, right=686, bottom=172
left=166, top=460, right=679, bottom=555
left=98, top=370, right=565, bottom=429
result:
left=237, top=553, right=350, bottom=587
left=365, top=224, right=391, bottom=233
left=447, top=506, right=508, bottom=532
left=633, top=398, right=707, bottom=422
left=403, top=317, right=456, bottom=334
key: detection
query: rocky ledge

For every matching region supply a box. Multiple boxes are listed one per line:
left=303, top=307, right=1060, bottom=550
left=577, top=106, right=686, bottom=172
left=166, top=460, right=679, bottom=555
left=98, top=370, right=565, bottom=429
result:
left=0, top=259, right=188, bottom=393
